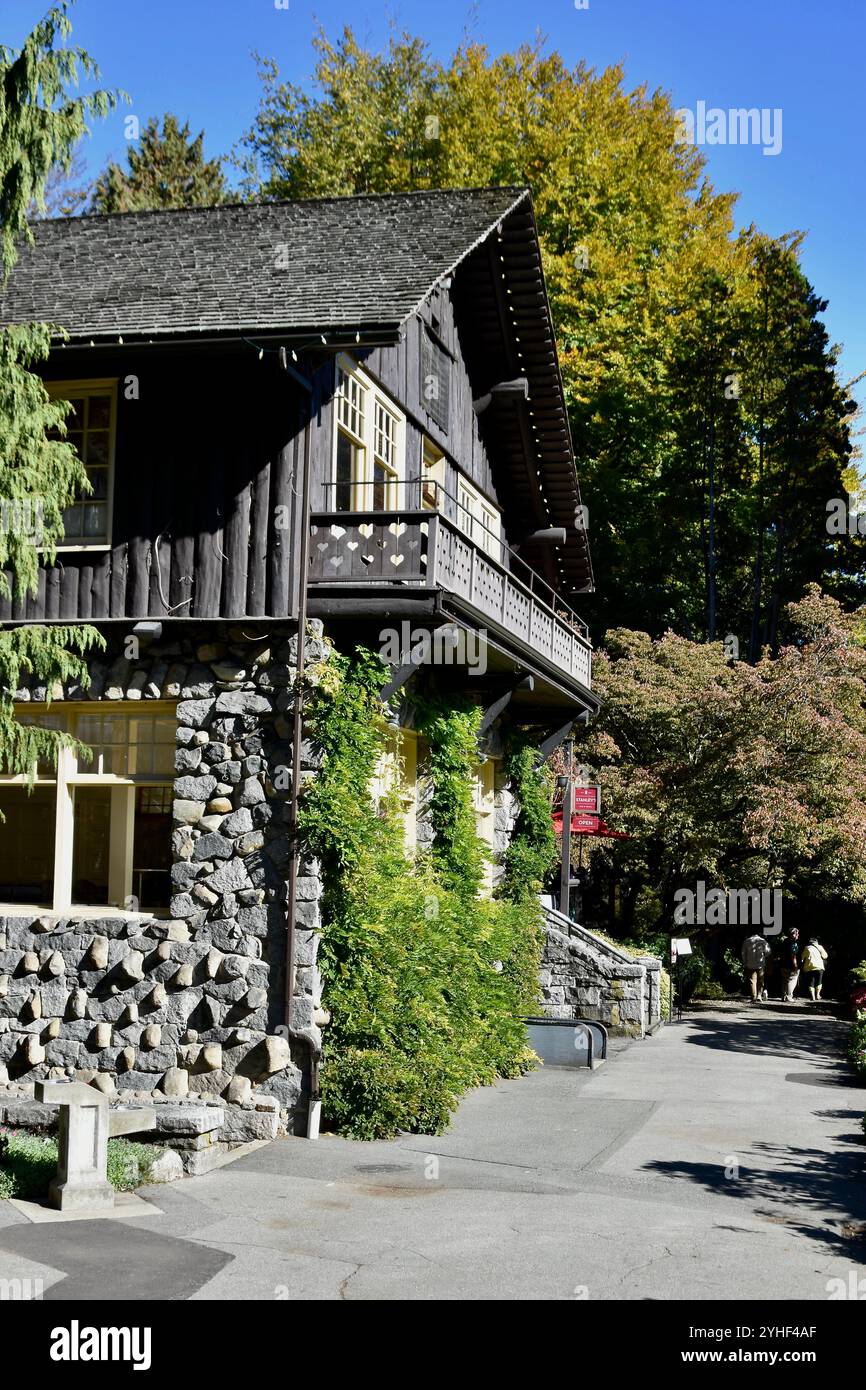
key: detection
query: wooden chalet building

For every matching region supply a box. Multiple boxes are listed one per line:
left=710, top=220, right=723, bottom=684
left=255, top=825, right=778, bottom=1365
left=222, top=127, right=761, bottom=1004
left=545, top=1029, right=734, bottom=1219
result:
left=0, top=187, right=597, bottom=1122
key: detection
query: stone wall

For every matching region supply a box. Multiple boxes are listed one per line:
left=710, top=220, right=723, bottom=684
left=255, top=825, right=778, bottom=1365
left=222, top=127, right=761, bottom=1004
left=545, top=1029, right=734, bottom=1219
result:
left=0, top=621, right=331, bottom=1129
left=540, top=905, right=663, bottom=1037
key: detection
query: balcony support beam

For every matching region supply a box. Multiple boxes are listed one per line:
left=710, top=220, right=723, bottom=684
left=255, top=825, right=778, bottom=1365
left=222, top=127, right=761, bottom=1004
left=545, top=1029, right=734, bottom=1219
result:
left=536, top=718, right=577, bottom=766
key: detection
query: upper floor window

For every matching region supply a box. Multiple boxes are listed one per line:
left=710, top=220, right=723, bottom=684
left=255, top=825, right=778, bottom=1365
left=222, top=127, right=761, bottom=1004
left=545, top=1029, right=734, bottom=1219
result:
left=334, top=358, right=405, bottom=510
left=47, top=380, right=117, bottom=547
left=456, top=475, right=502, bottom=561
left=420, top=326, right=451, bottom=433
left=421, top=439, right=446, bottom=511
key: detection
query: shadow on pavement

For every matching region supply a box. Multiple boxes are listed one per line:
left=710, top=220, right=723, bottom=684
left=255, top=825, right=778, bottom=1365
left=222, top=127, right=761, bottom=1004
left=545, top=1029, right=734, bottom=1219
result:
left=642, top=1139, right=866, bottom=1258
left=682, top=1010, right=855, bottom=1069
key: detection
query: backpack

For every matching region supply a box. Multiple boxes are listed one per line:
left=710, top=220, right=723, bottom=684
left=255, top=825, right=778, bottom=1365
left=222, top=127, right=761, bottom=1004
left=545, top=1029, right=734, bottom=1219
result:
left=742, top=936, right=767, bottom=969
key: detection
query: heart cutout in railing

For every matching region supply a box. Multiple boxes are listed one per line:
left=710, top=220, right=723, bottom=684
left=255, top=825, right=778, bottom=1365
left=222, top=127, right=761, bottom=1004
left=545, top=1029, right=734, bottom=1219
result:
left=329, top=555, right=343, bottom=568
left=359, top=523, right=374, bottom=538
left=388, top=522, right=406, bottom=537
left=390, top=554, right=405, bottom=567
left=347, top=541, right=359, bottom=551
left=330, top=524, right=346, bottom=539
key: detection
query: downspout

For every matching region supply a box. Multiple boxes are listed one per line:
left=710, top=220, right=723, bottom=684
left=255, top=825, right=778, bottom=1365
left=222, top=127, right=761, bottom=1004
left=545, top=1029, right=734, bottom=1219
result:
left=284, top=366, right=320, bottom=1137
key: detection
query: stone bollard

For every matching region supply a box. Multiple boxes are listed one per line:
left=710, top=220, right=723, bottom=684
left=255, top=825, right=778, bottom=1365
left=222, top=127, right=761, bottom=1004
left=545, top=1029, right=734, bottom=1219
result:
left=34, top=1080, right=156, bottom=1213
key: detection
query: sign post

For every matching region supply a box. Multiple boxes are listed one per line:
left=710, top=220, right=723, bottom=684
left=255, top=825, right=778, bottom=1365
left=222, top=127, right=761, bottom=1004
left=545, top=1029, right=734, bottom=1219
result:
left=558, top=740, right=574, bottom=918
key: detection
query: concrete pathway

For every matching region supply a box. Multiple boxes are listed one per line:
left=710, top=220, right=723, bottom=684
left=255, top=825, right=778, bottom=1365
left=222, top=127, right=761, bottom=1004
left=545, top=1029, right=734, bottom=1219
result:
left=1, top=1003, right=864, bottom=1300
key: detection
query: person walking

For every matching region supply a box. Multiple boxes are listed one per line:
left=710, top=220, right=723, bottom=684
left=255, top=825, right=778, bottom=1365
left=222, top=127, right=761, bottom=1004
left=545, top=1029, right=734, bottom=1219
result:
left=780, top=928, right=802, bottom=1001
left=741, top=932, right=772, bottom=1003
left=802, top=937, right=828, bottom=1001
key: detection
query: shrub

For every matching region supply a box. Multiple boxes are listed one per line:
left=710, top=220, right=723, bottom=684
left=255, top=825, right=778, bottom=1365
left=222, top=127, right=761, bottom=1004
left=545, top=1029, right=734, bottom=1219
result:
left=0, top=1128, right=165, bottom=1199
left=848, top=1011, right=866, bottom=1081
left=0, top=1129, right=57, bottom=1200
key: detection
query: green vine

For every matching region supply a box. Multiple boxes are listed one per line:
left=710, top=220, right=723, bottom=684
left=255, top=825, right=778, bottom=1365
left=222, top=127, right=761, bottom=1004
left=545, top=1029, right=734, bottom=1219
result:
left=415, top=692, right=486, bottom=897
left=299, top=652, right=546, bottom=1140
left=500, top=741, right=557, bottom=901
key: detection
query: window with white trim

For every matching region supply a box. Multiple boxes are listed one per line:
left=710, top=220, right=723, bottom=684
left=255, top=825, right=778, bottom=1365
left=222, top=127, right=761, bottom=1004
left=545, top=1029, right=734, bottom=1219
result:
left=369, top=725, right=419, bottom=853
left=455, top=475, right=502, bottom=560
left=421, top=438, right=446, bottom=511
left=47, top=380, right=117, bottom=547
left=333, top=358, right=405, bottom=510
left=0, top=704, right=175, bottom=914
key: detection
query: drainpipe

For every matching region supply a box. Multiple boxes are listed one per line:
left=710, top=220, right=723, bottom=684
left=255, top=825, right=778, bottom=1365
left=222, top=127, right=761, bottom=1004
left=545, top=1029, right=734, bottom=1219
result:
left=284, top=374, right=319, bottom=1137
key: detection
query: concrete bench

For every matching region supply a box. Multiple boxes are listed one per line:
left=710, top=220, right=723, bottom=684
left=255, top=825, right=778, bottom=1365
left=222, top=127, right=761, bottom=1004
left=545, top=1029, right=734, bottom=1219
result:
left=34, top=1080, right=156, bottom=1213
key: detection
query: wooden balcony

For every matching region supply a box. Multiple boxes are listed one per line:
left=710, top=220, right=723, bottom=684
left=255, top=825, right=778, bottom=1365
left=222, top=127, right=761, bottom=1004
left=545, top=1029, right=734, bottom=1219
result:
left=308, top=509, right=592, bottom=695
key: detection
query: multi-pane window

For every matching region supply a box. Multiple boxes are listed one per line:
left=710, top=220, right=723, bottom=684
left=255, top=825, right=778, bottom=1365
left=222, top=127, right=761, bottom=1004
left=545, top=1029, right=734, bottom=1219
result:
left=333, top=358, right=405, bottom=510
left=370, top=726, right=419, bottom=852
left=373, top=400, right=400, bottom=509
left=0, top=703, right=176, bottom=914
left=456, top=475, right=502, bottom=561
left=74, top=711, right=175, bottom=777
left=337, top=367, right=366, bottom=438
left=47, top=381, right=117, bottom=546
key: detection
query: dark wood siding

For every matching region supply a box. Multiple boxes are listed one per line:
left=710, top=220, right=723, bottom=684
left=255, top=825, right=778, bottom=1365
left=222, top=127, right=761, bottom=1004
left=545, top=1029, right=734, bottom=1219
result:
left=360, top=284, right=503, bottom=514
left=1, top=349, right=308, bottom=623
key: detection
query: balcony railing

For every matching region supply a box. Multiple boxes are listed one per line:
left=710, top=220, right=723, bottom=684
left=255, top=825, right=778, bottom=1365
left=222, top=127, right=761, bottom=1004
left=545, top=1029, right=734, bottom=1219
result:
left=309, top=488, right=592, bottom=692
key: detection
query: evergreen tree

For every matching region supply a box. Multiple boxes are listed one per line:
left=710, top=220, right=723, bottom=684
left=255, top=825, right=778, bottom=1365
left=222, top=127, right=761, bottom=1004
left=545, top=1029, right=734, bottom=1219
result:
left=91, top=114, right=228, bottom=213
left=0, top=4, right=116, bottom=775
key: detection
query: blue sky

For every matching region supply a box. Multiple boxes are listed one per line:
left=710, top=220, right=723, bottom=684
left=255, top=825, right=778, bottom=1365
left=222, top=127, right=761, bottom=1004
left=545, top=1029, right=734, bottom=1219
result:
left=8, top=0, right=865, bottom=405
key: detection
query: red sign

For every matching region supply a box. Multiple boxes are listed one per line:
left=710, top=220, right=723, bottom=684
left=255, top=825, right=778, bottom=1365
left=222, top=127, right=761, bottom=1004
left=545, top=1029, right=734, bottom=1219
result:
left=573, top=785, right=600, bottom=814
left=552, top=811, right=631, bottom=839
left=552, top=811, right=600, bottom=834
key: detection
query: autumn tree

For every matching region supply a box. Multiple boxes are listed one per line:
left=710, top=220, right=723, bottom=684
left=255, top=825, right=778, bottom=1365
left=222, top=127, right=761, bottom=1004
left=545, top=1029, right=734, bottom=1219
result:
left=240, top=26, right=856, bottom=646
left=575, top=589, right=866, bottom=936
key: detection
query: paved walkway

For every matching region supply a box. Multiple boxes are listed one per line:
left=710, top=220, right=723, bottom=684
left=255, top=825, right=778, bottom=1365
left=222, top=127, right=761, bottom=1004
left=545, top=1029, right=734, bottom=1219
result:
left=1, top=1003, right=864, bottom=1300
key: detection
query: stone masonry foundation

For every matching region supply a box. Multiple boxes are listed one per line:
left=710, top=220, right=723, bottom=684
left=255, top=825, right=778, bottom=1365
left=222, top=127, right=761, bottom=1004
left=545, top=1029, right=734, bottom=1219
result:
left=0, top=621, right=332, bottom=1130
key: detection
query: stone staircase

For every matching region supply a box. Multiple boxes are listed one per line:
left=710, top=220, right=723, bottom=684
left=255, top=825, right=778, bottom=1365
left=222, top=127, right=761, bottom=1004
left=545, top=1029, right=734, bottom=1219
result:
left=540, top=904, right=663, bottom=1037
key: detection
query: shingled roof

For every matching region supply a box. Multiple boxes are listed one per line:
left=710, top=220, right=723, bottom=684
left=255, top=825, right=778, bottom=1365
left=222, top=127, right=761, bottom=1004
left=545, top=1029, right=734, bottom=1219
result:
left=0, top=186, right=530, bottom=342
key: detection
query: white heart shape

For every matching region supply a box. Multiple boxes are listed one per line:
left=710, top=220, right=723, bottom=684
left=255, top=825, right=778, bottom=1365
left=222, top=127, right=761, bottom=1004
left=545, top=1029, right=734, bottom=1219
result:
left=347, top=541, right=359, bottom=551
left=359, top=523, right=374, bottom=538
left=390, top=554, right=404, bottom=567
left=329, top=555, right=343, bottom=568
left=389, top=522, right=406, bottom=537
left=330, top=524, right=346, bottom=539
